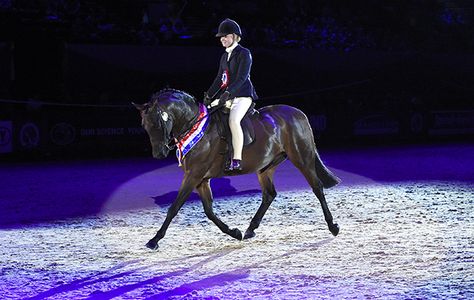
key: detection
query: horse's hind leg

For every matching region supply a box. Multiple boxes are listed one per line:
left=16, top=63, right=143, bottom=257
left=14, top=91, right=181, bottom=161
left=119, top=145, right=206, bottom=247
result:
left=311, top=179, right=339, bottom=236
left=244, top=167, right=277, bottom=239
left=196, top=179, right=242, bottom=240
left=288, top=152, right=339, bottom=236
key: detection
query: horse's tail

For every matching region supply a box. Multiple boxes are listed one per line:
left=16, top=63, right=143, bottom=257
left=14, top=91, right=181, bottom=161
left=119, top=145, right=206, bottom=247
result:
left=315, top=149, right=340, bottom=188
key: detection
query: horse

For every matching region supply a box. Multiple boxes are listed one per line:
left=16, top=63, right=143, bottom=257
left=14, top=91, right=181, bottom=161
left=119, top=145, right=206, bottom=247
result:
left=133, top=89, right=340, bottom=250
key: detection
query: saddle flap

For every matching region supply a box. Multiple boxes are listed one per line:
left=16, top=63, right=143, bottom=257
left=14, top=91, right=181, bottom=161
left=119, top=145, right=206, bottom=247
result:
left=241, top=116, right=254, bottom=146
left=214, top=105, right=256, bottom=147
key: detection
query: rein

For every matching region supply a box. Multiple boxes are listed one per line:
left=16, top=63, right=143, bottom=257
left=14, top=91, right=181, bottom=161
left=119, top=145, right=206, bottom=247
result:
left=164, top=102, right=224, bottom=150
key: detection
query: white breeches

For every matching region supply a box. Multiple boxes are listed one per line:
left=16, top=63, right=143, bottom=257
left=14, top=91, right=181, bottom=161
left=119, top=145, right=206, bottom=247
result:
left=229, top=97, right=252, bottom=160
left=209, top=96, right=253, bottom=160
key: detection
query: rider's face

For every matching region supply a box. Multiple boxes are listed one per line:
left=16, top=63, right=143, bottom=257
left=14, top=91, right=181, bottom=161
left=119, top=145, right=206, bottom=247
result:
left=220, top=34, right=235, bottom=48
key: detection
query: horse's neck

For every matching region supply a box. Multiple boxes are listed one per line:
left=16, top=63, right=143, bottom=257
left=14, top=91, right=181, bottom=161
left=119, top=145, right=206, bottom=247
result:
left=171, top=101, right=200, bottom=137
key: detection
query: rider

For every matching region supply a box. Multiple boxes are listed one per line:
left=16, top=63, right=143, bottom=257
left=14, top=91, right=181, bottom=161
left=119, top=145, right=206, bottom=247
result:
left=204, top=18, right=258, bottom=171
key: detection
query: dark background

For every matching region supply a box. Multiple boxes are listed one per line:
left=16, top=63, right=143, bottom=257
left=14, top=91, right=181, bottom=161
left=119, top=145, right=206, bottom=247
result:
left=0, top=0, right=473, bottom=160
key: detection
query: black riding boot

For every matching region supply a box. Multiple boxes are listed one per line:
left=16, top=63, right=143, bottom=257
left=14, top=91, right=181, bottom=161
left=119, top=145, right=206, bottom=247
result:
left=232, top=159, right=242, bottom=171
left=225, top=159, right=242, bottom=172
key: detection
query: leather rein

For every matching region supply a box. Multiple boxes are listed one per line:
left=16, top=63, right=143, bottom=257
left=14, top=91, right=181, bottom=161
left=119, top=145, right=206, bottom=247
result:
left=155, top=102, right=224, bottom=150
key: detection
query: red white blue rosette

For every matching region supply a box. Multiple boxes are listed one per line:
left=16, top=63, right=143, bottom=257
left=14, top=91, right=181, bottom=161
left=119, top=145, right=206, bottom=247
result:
left=176, top=103, right=210, bottom=166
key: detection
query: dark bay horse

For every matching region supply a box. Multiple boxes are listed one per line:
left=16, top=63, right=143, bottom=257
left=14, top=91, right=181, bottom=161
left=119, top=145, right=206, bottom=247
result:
left=134, top=89, right=340, bottom=250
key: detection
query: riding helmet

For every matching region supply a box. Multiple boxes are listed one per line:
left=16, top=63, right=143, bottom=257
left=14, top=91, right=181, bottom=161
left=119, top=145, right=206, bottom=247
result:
left=215, top=18, right=242, bottom=37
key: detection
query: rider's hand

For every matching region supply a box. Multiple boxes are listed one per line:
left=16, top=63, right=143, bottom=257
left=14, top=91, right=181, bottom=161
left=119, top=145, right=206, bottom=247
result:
left=209, top=99, right=219, bottom=107
left=218, top=91, right=230, bottom=106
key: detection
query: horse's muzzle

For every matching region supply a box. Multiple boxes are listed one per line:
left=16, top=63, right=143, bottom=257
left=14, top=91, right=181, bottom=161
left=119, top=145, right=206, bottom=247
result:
left=152, top=146, right=170, bottom=159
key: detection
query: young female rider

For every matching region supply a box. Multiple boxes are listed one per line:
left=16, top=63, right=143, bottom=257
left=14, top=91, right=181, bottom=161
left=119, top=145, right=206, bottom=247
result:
left=205, top=18, right=258, bottom=171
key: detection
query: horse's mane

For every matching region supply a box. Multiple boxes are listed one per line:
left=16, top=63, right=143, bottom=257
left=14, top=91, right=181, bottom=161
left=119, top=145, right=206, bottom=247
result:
left=150, top=88, right=196, bottom=105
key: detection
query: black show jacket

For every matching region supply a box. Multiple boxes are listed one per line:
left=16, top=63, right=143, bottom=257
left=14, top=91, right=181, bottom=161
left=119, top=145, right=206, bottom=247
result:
left=207, top=44, right=258, bottom=100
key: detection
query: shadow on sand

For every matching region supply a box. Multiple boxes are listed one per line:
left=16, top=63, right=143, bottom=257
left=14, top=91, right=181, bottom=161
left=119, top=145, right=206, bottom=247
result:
left=153, top=177, right=261, bottom=206
left=24, top=239, right=332, bottom=299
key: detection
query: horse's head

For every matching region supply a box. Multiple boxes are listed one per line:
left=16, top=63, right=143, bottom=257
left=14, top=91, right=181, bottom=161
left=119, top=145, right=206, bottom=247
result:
left=133, top=89, right=198, bottom=159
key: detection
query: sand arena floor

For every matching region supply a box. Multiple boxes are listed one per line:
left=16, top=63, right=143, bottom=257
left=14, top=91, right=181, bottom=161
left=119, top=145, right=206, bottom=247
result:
left=0, top=143, right=473, bottom=299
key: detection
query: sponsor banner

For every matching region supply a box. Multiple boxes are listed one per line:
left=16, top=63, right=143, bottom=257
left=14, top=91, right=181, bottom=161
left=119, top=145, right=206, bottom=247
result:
left=353, top=114, right=399, bottom=136
left=428, top=110, right=474, bottom=135
left=78, top=126, right=145, bottom=137
left=0, top=103, right=148, bottom=157
left=39, top=106, right=147, bottom=154
left=0, top=120, right=13, bottom=153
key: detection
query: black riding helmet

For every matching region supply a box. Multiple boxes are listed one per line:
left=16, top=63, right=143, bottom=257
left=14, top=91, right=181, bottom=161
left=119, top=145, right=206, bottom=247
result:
left=215, top=18, right=242, bottom=37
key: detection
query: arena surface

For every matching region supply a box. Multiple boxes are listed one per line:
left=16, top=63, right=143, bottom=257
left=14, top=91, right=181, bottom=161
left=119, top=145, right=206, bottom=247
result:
left=1, top=142, right=473, bottom=299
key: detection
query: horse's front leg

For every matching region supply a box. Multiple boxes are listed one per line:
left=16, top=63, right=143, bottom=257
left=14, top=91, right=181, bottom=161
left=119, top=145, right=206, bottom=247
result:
left=196, top=179, right=242, bottom=240
left=146, top=176, right=195, bottom=250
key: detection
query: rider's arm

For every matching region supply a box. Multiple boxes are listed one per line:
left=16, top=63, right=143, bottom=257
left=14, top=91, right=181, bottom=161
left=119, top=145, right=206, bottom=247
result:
left=207, top=54, right=226, bottom=98
left=226, top=48, right=252, bottom=97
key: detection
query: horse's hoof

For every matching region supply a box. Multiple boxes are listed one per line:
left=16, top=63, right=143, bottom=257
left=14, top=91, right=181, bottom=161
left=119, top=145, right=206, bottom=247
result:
left=329, top=223, right=340, bottom=236
left=243, top=229, right=256, bottom=240
left=146, top=239, right=159, bottom=250
left=230, top=228, right=243, bottom=240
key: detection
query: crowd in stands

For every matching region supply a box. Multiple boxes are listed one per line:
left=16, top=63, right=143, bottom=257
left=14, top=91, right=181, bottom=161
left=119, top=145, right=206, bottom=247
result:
left=0, top=0, right=472, bottom=109
left=1, top=0, right=473, bottom=52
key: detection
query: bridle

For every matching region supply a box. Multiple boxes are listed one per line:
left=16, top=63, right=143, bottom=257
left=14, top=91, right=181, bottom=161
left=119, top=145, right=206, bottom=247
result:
left=154, top=104, right=176, bottom=151
left=151, top=100, right=224, bottom=151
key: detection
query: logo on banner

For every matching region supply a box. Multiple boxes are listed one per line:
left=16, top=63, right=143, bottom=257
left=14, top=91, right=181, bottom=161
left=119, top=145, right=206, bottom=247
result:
left=429, top=110, right=474, bottom=135
left=354, top=114, right=399, bottom=136
left=20, top=122, right=40, bottom=149
left=0, top=121, right=13, bottom=153
left=50, top=123, right=76, bottom=146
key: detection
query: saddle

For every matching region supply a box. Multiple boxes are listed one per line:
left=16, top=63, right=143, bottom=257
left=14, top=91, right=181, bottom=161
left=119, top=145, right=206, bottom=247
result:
left=213, top=102, right=259, bottom=154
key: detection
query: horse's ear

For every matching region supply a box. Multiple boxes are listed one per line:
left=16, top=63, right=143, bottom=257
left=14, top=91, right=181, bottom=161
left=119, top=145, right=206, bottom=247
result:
left=132, top=102, right=149, bottom=111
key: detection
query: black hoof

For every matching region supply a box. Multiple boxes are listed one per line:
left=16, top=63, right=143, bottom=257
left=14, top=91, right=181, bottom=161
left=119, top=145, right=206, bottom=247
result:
left=243, top=229, right=256, bottom=240
left=230, top=228, right=243, bottom=240
left=146, top=239, right=159, bottom=250
left=329, top=223, right=340, bottom=236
